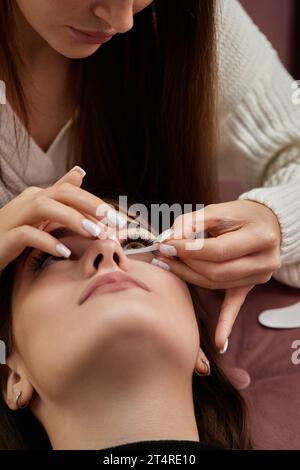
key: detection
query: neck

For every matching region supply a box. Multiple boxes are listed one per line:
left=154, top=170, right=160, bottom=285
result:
left=40, top=375, right=200, bottom=450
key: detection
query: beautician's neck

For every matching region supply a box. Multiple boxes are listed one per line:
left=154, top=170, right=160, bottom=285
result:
left=43, top=377, right=200, bottom=450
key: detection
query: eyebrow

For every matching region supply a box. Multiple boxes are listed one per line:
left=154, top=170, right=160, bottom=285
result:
left=21, top=220, right=144, bottom=268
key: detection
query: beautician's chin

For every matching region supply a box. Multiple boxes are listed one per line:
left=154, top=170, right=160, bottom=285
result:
left=61, top=26, right=113, bottom=59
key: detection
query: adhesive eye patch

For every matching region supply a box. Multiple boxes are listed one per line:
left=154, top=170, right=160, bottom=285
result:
left=123, top=243, right=160, bottom=256
left=258, top=301, right=300, bottom=329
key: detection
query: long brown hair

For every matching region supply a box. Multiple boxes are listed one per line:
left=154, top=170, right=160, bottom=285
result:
left=0, top=0, right=221, bottom=218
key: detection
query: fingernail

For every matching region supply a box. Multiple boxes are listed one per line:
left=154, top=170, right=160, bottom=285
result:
left=156, top=229, right=175, bottom=243
left=95, top=204, right=107, bottom=219
left=159, top=244, right=177, bottom=256
left=81, top=219, right=102, bottom=237
left=56, top=243, right=71, bottom=258
left=108, top=234, right=121, bottom=245
left=70, top=165, right=86, bottom=177
left=106, top=209, right=127, bottom=229
left=151, top=258, right=170, bottom=271
left=219, top=338, right=229, bottom=354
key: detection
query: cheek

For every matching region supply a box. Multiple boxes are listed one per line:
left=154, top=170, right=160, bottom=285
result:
left=130, top=261, right=200, bottom=356
left=11, top=281, right=85, bottom=398
left=12, top=280, right=74, bottom=364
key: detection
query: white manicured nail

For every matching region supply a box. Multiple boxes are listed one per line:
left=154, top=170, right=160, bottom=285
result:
left=96, top=206, right=127, bottom=229
left=106, top=209, right=127, bottom=229
left=81, top=219, right=102, bottom=237
left=220, top=338, right=229, bottom=354
left=95, top=204, right=107, bottom=218
left=151, top=258, right=170, bottom=271
left=70, top=165, right=86, bottom=177
left=56, top=243, right=71, bottom=258
left=156, top=229, right=175, bottom=243
left=159, top=244, right=177, bottom=256
left=108, top=234, right=121, bottom=245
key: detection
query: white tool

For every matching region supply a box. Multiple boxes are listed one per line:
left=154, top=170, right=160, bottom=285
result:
left=258, top=301, right=300, bottom=329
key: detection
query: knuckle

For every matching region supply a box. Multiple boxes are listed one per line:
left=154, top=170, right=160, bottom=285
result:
left=214, top=244, right=225, bottom=262
left=272, top=257, right=282, bottom=271
left=266, top=231, right=277, bottom=246
left=13, top=225, right=33, bottom=241
left=53, top=181, right=72, bottom=196
left=260, top=272, right=273, bottom=284
left=33, top=195, right=49, bottom=214
left=208, top=266, right=221, bottom=282
left=173, top=214, right=186, bottom=231
left=21, top=186, right=42, bottom=197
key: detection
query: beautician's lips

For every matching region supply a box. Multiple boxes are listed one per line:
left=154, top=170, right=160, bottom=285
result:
left=68, top=26, right=114, bottom=44
left=78, top=272, right=151, bottom=305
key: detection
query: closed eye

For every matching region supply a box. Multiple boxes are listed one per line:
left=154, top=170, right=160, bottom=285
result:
left=28, top=233, right=154, bottom=273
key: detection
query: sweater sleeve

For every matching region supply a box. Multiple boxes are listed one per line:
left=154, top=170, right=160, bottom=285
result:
left=216, top=0, right=300, bottom=288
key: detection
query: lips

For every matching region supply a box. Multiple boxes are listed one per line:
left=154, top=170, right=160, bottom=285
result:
left=78, top=271, right=150, bottom=305
left=69, top=26, right=115, bottom=43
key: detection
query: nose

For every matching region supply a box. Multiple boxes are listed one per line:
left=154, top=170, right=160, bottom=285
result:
left=93, top=0, right=134, bottom=34
left=80, top=238, right=129, bottom=276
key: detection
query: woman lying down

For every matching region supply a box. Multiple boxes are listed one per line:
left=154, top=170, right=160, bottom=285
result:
left=0, top=202, right=252, bottom=450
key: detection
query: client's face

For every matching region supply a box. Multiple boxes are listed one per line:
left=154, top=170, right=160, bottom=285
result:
left=8, top=216, right=201, bottom=409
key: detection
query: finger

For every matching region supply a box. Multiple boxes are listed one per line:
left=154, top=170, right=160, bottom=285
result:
left=171, top=203, right=244, bottom=239
left=54, top=165, right=86, bottom=188
left=172, top=209, right=205, bottom=239
left=160, top=227, right=271, bottom=262
left=1, top=225, right=73, bottom=269
left=154, top=255, right=272, bottom=289
left=22, top=196, right=106, bottom=239
left=36, top=208, right=100, bottom=233
left=45, top=183, right=127, bottom=228
left=215, top=286, right=254, bottom=351
left=174, top=249, right=279, bottom=282
left=34, top=166, right=87, bottom=231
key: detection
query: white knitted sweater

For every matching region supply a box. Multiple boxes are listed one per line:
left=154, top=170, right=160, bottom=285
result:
left=1, top=0, right=300, bottom=287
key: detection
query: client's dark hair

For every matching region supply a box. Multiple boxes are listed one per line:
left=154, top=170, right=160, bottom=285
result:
left=0, top=215, right=252, bottom=450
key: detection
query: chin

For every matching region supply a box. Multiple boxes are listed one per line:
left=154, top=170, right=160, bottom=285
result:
left=53, top=43, right=102, bottom=59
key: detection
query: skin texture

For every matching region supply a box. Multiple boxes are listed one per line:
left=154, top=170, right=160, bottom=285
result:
left=11, top=1, right=153, bottom=150
left=4, top=217, right=209, bottom=450
left=15, top=0, right=154, bottom=59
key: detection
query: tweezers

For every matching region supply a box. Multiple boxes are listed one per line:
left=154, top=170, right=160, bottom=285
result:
left=123, top=228, right=208, bottom=256
left=123, top=228, right=174, bottom=256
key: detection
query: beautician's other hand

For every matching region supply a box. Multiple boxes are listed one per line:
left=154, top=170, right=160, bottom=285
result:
left=154, top=200, right=282, bottom=352
left=0, top=166, right=115, bottom=271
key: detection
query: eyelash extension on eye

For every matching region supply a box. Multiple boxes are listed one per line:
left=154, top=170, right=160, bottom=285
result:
left=119, top=235, right=154, bottom=249
left=29, top=252, right=62, bottom=272
left=29, top=235, right=154, bottom=272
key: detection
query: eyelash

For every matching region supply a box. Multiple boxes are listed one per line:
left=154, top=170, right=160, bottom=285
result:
left=29, top=234, right=154, bottom=272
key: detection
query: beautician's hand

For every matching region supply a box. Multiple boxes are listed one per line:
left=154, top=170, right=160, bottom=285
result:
left=155, top=200, right=282, bottom=351
left=0, top=166, right=114, bottom=271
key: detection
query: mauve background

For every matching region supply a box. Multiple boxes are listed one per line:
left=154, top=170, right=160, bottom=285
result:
left=240, top=0, right=295, bottom=73
left=215, top=1, right=300, bottom=449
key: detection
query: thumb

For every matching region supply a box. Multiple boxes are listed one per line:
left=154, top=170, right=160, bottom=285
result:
left=54, top=165, right=86, bottom=188
left=215, top=285, right=254, bottom=352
